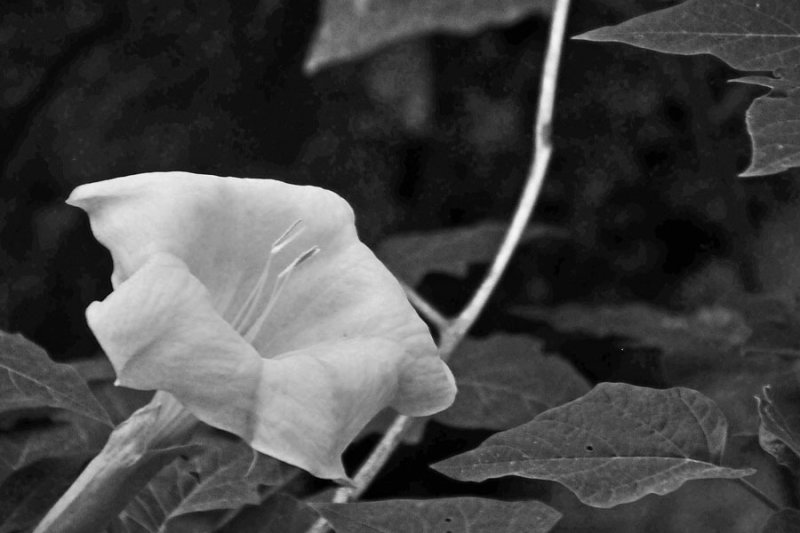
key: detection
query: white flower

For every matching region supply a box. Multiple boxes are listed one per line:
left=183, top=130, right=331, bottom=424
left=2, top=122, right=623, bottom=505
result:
left=69, top=172, right=456, bottom=480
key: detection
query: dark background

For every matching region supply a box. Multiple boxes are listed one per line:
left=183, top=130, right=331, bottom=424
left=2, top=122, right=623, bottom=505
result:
left=4, top=0, right=797, bottom=362
left=3, top=1, right=800, bottom=531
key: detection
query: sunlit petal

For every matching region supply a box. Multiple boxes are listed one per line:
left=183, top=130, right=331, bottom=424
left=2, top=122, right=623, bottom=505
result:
left=86, top=252, right=415, bottom=479
left=68, top=172, right=355, bottom=325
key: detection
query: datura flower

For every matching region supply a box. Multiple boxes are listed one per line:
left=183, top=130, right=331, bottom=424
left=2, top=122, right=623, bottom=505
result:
left=68, top=172, right=456, bottom=480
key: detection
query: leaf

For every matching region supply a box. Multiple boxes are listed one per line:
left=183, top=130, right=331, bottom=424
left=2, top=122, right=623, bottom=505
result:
left=306, top=0, right=553, bottom=73
left=762, top=509, right=800, bottom=533
left=378, top=222, right=558, bottom=287
left=312, top=497, right=561, bottom=533
left=0, top=457, right=87, bottom=533
left=119, top=434, right=298, bottom=533
left=575, top=0, right=800, bottom=176
left=0, top=331, right=112, bottom=425
left=219, top=493, right=319, bottom=533
left=514, top=303, right=751, bottom=361
left=742, top=89, right=800, bottom=176
left=514, top=301, right=795, bottom=435
left=0, top=420, right=106, bottom=485
left=757, top=379, right=800, bottom=474
left=434, top=383, right=755, bottom=508
left=435, top=335, right=590, bottom=430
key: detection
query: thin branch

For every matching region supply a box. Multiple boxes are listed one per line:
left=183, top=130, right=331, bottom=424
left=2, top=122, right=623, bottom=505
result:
left=401, top=281, right=449, bottom=332
left=734, top=478, right=782, bottom=512
left=447, top=0, right=570, bottom=350
left=305, top=1, right=572, bottom=531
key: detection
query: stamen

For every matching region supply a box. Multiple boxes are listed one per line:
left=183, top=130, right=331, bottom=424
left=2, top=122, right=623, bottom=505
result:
left=243, top=246, right=320, bottom=344
left=230, top=219, right=305, bottom=331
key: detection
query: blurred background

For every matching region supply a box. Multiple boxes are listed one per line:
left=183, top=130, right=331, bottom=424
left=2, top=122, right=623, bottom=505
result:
left=4, top=1, right=800, bottom=531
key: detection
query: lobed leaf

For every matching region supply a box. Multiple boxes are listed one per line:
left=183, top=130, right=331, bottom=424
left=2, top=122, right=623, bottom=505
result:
left=311, top=497, right=561, bottom=533
left=576, top=0, right=800, bottom=176
left=306, top=0, right=553, bottom=73
left=0, top=331, right=112, bottom=425
left=435, top=335, right=590, bottom=430
left=434, top=383, right=755, bottom=508
left=118, top=434, right=298, bottom=533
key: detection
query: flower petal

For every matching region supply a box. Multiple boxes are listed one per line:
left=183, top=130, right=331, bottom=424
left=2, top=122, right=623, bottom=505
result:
left=248, top=238, right=456, bottom=416
left=68, top=172, right=356, bottom=323
left=70, top=172, right=456, bottom=416
left=86, top=253, right=411, bottom=479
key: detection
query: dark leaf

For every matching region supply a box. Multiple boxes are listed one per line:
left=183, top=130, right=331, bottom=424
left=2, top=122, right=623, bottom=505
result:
left=434, top=383, right=754, bottom=508
left=0, top=420, right=106, bottom=485
left=435, top=335, right=590, bottom=430
left=762, top=509, right=800, bottom=533
left=576, top=0, right=800, bottom=79
left=219, top=493, right=318, bottom=533
left=575, top=0, right=800, bottom=176
left=742, top=89, right=800, bottom=176
left=0, top=332, right=112, bottom=426
left=515, top=301, right=795, bottom=435
left=378, top=222, right=558, bottom=287
left=0, top=458, right=87, bottom=533
left=515, top=303, right=751, bottom=360
left=306, top=0, right=553, bottom=72
left=119, top=434, right=298, bottom=533
left=756, top=377, right=800, bottom=473
left=312, top=497, right=561, bottom=533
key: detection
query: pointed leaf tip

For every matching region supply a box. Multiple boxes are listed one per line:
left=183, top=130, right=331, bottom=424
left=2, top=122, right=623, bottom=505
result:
left=434, top=383, right=754, bottom=508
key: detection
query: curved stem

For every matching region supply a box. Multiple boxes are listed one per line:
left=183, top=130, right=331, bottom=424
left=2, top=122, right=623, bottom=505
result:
left=306, top=1, right=572, bottom=530
left=34, top=393, right=197, bottom=533
left=734, top=478, right=782, bottom=512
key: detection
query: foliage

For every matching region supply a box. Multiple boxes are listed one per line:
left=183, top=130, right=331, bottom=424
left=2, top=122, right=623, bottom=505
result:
left=306, top=0, right=553, bottom=72
left=0, top=332, right=111, bottom=426
left=434, top=383, right=754, bottom=507
left=311, top=498, right=561, bottom=533
left=2, top=0, right=800, bottom=532
left=577, top=0, right=800, bottom=176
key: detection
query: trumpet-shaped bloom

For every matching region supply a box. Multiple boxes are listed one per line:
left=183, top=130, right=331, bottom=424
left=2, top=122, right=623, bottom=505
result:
left=69, top=172, right=456, bottom=480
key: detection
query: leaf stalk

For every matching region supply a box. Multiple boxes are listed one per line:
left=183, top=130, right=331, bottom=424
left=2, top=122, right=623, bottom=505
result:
left=306, top=0, right=572, bottom=530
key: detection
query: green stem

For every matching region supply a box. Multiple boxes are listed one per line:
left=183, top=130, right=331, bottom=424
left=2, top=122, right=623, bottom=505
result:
left=34, top=392, right=198, bottom=533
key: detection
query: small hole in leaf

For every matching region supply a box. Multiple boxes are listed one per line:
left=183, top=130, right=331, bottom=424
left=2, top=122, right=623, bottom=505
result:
left=444, top=518, right=452, bottom=523
left=585, top=444, right=594, bottom=452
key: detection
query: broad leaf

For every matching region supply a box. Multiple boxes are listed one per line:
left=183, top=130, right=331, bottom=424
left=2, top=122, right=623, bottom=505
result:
left=119, top=434, right=298, bottom=532
left=378, top=222, right=558, bottom=287
left=0, top=420, right=106, bottom=485
left=435, top=335, right=590, bottom=430
left=218, top=493, right=318, bottom=533
left=576, top=0, right=800, bottom=176
left=434, top=383, right=754, bottom=508
left=577, top=0, right=800, bottom=78
left=762, top=509, right=800, bottom=533
left=306, top=0, right=553, bottom=72
left=312, top=497, right=561, bottom=533
left=757, top=380, right=800, bottom=474
left=0, top=458, right=87, bottom=533
left=514, top=302, right=793, bottom=435
left=0, top=332, right=111, bottom=425
left=514, top=303, right=751, bottom=360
